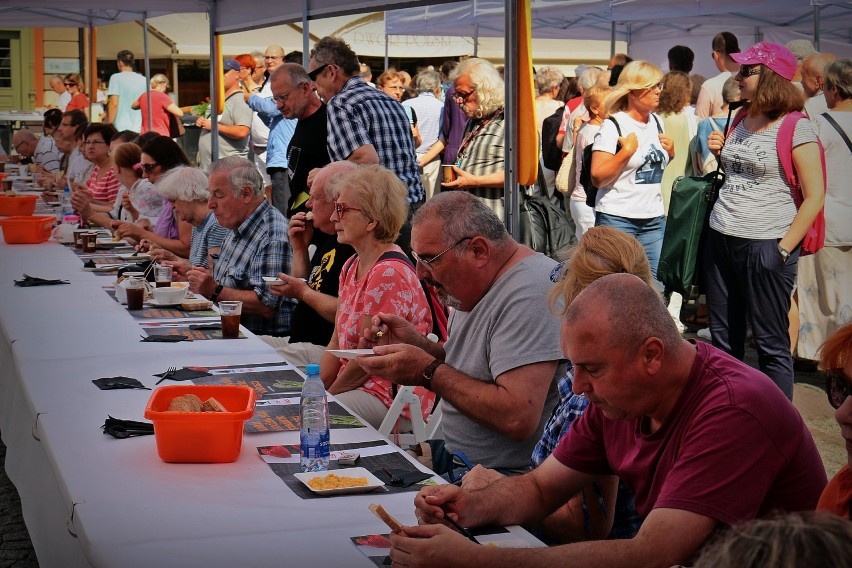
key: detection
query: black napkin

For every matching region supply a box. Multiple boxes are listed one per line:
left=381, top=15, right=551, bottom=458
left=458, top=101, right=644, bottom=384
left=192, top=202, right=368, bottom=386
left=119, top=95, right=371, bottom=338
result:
left=82, top=259, right=96, bottom=269
left=374, top=468, right=432, bottom=488
left=14, top=274, right=69, bottom=287
left=153, top=368, right=212, bottom=382
left=139, top=334, right=190, bottom=343
left=102, top=416, right=154, bottom=439
left=93, top=376, right=150, bottom=390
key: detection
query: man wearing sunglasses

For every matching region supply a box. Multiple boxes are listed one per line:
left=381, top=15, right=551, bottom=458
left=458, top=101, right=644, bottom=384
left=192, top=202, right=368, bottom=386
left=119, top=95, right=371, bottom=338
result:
left=307, top=36, right=423, bottom=239
left=358, top=191, right=564, bottom=475
left=816, top=323, right=852, bottom=519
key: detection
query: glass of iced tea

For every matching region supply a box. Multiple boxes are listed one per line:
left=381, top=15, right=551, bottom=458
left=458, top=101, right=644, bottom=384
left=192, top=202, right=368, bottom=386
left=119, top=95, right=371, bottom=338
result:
left=154, top=265, right=173, bottom=288
left=219, top=301, right=242, bottom=339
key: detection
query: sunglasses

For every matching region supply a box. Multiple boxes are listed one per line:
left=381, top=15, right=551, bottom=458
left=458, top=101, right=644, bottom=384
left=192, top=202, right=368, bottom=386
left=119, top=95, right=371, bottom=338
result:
left=826, top=371, right=851, bottom=409
left=139, top=162, right=160, bottom=174
left=411, top=237, right=472, bottom=269
left=64, top=82, right=77, bottom=87
left=739, top=65, right=761, bottom=78
left=308, top=63, right=330, bottom=81
left=333, top=200, right=363, bottom=219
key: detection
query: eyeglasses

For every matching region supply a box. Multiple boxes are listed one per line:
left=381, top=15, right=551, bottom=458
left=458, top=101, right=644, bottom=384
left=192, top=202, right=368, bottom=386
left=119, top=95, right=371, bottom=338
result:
left=826, top=371, right=851, bottom=409
left=411, top=237, right=473, bottom=269
left=333, top=200, right=364, bottom=219
left=64, top=82, right=77, bottom=87
left=139, top=162, right=160, bottom=174
left=84, top=139, right=106, bottom=146
left=739, top=65, right=761, bottom=78
left=452, top=89, right=476, bottom=103
left=272, top=84, right=305, bottom=104
left=308, top=64, right=330, bottom=81
left=13, top=141, right=27, bottom=152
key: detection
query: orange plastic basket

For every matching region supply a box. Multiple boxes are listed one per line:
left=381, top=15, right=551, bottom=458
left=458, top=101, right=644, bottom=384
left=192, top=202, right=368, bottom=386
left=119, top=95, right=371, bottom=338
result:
left=0, top=215, right=54, bottom=244
left=0, top=195, right=38, bottom=216
left=144, top=385, right=257, bottom=463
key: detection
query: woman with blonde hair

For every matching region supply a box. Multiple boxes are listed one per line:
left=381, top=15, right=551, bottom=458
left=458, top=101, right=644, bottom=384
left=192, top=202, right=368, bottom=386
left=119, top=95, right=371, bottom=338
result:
left=131, top=74, right=183, bottom=136
left=63, top=73, right=90, bottom=119
left=376, top=70, right=421, bottom=147
left=321, top=164, right=434, bottom=430
left=705, top=42, right=825, bottom=399
left=590, top=60, right=675, bottom=278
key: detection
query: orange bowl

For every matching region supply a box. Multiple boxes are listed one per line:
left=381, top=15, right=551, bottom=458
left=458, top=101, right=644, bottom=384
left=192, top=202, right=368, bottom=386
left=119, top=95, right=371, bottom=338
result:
left=0, top=195, right=38, bottom=216
left=144, top=385, right=257, bottom=463
left=0, top=215, right=54, bottom=244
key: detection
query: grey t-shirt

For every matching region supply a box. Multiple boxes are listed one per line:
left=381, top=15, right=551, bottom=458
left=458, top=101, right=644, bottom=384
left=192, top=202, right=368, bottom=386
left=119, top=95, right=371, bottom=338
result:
left=198, top=91, right=253, bottom=170
left=442, top=252, right=563, bottom=470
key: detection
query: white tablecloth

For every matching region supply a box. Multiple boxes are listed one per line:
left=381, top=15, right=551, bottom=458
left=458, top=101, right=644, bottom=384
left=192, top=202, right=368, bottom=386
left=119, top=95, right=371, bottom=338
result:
left=0, top=236, right=538, bottom=567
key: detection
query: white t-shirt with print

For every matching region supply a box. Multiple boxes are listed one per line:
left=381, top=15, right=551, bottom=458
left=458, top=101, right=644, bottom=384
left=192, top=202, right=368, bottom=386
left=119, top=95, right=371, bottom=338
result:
left=592, top=111, right=667, bottom=219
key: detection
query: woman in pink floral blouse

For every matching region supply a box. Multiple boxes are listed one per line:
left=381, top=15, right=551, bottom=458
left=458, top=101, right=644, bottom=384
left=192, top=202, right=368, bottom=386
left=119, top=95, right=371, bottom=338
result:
left=320, top=164, right=434, bottom=430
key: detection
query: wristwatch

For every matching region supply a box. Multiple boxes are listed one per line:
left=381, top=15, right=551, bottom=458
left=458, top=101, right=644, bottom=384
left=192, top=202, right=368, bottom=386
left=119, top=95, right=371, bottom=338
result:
left=778, top=244, right=790, bottom=263
left=209, top=283, right=224, bottom=303
left=421, top=359, right=443, bottom=390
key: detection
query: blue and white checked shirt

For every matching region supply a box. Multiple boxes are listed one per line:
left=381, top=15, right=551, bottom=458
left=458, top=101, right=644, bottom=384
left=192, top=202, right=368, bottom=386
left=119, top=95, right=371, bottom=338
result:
left=213, top=200, right=295, bottom=336
left=403, top=92, right=445, bottom=155
left=189, top=212, right=229, bottom=267
left=326, top=76, right=424, bottom=203
left=248, top=94, right=297, bottom=170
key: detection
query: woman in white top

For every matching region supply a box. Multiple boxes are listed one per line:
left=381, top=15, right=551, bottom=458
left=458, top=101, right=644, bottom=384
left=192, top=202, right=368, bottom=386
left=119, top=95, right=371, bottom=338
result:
left=705, top=42, right=825, bottom=399
left=797, top=58, right=852, bottom=362
left=590, top=61, right=674, bottom=278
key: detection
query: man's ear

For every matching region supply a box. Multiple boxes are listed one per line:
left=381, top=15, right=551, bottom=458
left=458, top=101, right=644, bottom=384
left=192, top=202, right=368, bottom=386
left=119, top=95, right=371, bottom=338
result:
left=640, top=337, right=665, bottom=376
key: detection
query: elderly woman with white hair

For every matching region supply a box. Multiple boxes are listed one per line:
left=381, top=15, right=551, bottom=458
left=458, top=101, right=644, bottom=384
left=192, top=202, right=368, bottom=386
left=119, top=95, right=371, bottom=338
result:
left=148, top=166, right=229, bottom=278
left=441, top=57, right=507, bottom=218
left=131, top=73, right=183, bottom=137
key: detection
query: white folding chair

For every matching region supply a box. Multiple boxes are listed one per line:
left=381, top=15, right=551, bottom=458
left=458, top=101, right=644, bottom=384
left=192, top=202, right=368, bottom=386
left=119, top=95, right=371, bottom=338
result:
left=377, top=386, right=442, bottom=447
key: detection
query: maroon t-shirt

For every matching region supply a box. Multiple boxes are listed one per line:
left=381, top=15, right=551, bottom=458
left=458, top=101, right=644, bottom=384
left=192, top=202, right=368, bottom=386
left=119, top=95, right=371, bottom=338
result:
left=553, top=342, right=826, bottom=524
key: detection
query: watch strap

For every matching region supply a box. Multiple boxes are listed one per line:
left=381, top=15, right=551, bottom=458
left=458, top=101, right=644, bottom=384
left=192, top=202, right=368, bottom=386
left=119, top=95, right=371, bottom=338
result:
left=422, top=359, right=443, bottom=390
left=209, top=283, right=224, bottom=302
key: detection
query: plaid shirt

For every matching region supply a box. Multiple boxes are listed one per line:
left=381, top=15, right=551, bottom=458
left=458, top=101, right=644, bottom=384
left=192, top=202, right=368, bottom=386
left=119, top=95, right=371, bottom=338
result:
left=213, top=200, right=295, bottom=336
left=189, top=212, right=229, bottom=267
left=326, top=76, right=424, bottom=203
left=531, top=365, right=642, bottom=540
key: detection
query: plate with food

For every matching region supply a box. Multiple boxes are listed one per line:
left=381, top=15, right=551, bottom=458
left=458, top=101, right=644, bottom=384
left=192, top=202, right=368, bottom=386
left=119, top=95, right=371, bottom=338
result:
left=294, top=468, right=385, bottom=495
left=326, top=348, right=376, bottom=359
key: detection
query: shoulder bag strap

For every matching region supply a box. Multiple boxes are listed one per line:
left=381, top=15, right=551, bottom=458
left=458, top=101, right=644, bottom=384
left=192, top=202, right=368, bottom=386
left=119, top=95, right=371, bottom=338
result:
left=821, top=112, right=852, bottom=153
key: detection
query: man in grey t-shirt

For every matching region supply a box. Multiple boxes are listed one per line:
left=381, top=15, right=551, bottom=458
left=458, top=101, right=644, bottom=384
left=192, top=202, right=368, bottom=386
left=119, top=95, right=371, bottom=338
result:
left=197, top=58, right=253, bottom=171
left=358, top=192, right=563, bottom=472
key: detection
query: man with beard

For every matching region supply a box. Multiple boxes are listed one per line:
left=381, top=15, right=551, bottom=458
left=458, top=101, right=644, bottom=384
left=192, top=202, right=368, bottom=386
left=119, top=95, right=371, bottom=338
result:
left=356, top=191, right=564, bottom=474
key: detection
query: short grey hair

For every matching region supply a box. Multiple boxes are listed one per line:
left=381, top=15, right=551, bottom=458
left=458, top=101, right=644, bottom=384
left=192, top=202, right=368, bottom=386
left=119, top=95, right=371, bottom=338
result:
left=313, top=161, right=359, bottom=201
left=271, top=63, right=309, bottom=88
left=150, top=73, right=169, bottom=88
left=824, top=58, right=852, bottom=101
left=450, top=58, right=505, bottom=117
left=415, top=71, right=442, bottom=94
left=578, top=67, right=603, bottom=92
left=535, top=66, right=565, bottom=95
left=156, top=166, right=209, bottom=202
left=208, top=156, right=264, bottom=198
left=413, top=191, right=509, bottom=256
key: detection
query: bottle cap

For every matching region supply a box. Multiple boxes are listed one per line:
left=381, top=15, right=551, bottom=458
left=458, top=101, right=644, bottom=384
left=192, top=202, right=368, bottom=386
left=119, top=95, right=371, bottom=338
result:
left=305, top=363, right=320, bottom=375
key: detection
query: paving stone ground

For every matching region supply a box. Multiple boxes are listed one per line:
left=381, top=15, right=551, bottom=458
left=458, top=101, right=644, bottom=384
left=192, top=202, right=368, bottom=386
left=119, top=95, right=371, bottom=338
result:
left=0, top=438, right=38, bottom=568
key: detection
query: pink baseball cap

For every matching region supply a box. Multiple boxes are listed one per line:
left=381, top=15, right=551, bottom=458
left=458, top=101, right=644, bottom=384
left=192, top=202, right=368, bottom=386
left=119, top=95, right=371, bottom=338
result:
left=731, top=41, right=797, bottom=81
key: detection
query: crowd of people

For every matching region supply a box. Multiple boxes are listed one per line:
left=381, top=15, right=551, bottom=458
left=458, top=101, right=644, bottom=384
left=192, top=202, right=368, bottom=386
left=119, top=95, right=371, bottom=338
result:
left=4, top=32, right=851, bottom=566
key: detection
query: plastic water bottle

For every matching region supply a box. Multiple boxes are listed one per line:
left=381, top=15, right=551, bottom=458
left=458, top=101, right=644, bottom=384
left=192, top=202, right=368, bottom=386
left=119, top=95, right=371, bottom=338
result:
left=300, top=363, right=330, bottom=472
left=60, top=186, right=73, bottom=221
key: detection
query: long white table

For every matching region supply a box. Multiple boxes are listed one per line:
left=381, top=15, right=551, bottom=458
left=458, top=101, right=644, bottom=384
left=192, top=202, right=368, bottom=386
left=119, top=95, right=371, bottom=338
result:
left=0, top=234, right=539, bottom=567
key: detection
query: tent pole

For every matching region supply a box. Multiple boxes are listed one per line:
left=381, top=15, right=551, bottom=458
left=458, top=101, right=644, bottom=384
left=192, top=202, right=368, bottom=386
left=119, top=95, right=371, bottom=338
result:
left=505, top=0, right=519, bottom=238
left=87, top=14, right=95, bottom=121
left=209, top=3, right=219, bottom=162
left=610, top=21, right=616, bottom=57
left=813, top=5, right=821, bottom=51
left=474, top=24, right=479, bottom=57
left=302, top=0, right=309, bottom=68
left=385, top=27, right=389, bottom=71
left=143, top=13, right=152, bottom=134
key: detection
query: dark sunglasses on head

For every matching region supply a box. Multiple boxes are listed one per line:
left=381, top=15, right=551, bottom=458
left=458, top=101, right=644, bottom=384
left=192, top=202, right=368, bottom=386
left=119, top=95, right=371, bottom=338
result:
left=308, top=63, right=329, bottom=81
left=826, top=371, right=851, bottom=409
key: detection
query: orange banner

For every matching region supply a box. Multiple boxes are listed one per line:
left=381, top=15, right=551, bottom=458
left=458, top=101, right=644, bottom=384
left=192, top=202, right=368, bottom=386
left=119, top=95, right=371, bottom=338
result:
left=215, top=35, right=225, bottom=115
left=516, top=0, right=538, bottom=186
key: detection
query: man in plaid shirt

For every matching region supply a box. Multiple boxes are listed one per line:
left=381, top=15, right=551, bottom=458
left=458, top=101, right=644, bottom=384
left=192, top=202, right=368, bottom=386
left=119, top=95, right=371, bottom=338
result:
left=187, top=156, right=295, bottom=336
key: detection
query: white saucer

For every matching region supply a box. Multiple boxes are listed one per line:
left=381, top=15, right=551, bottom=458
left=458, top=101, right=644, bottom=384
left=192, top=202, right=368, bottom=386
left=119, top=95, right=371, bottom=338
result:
left=326, top=348, right=376, bottom=358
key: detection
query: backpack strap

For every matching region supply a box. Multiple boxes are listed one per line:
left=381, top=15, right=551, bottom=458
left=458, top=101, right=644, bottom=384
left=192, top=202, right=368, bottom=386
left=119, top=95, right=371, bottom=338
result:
left=650, top=113, right=663, bottom=134
left=776, top=111, right=807, bottom=192
left=821, top=112, right=852, bottom=153
left=608, top=115, right=622, bottom=137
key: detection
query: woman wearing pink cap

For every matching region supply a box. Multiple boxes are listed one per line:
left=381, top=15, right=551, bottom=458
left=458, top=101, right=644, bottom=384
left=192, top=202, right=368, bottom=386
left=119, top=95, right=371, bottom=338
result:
left=705, top=41, right=825, bottom=399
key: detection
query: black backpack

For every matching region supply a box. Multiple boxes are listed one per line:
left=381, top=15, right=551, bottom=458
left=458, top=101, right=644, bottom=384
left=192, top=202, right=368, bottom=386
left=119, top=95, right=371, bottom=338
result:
left=541, top=105, right=566, bottom=171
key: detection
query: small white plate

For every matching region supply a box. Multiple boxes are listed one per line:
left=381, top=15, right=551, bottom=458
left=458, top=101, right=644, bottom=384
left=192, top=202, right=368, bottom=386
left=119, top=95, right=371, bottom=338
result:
left=326, top=348, right=376, bottom=358
left=294, top=467, right=385, bottom=495
left=82, top=264, right=124, bottom=272
left=262, top=276, right=285, bottom=286
left=96, top=238, right=129, bottom=247
left=118, top=253, right=151, bottom=261
left=147, top=298, right=182, bottom=307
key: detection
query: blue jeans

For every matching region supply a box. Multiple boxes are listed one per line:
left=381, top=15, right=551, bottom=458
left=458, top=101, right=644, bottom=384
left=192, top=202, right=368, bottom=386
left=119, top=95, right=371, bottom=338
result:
left=595, top=212, right=666, bottom=279
left=704, top=229, right=798, bottom=399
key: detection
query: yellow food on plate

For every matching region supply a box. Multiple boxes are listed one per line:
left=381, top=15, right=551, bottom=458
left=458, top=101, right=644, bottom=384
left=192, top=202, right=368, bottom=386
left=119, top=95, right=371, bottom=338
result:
left=307, top=473, right=368, bottom=490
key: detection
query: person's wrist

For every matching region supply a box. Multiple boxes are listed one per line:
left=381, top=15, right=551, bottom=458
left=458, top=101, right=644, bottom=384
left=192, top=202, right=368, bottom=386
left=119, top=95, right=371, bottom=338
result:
left=778, top=244, right=790, bottom=263
left=209, top=282, right=223, bottom=302
left=421, top=358, right=443, bottom=390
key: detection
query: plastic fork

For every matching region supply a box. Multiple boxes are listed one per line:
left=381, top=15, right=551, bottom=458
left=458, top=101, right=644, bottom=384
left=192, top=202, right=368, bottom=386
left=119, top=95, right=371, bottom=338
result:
left=155, top=366, right=178, bottom=385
